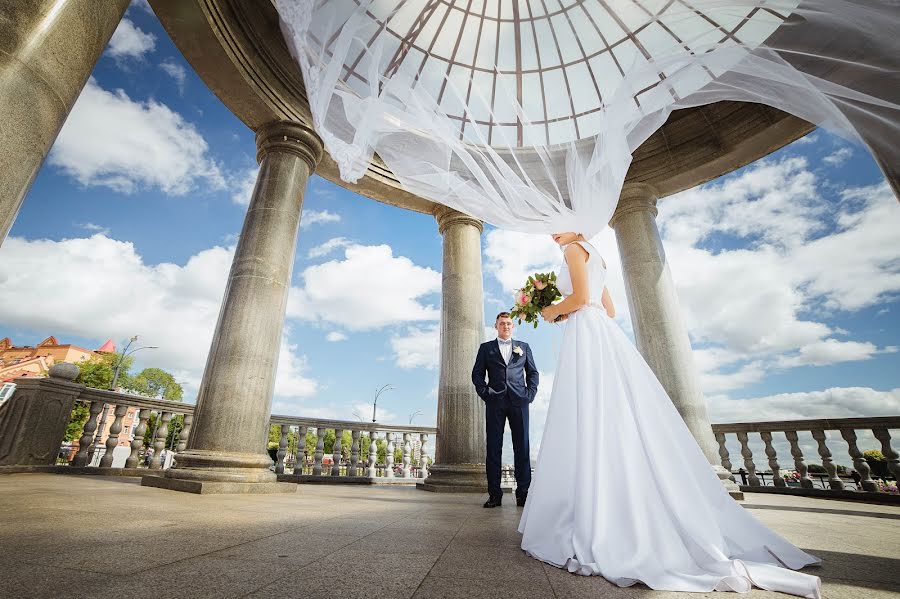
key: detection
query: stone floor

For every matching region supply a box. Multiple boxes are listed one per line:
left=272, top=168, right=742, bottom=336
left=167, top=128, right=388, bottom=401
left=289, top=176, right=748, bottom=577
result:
left=0, top=474, right=897, bottom=599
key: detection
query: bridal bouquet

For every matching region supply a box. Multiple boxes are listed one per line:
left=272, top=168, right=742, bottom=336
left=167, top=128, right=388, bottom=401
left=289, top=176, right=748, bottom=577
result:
left=510, top=272, right=562, bottom=328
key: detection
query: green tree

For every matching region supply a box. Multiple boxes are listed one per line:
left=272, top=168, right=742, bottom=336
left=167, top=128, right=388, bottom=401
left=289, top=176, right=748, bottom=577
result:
left=64, top=353, right=135, bottom=444
left=63, top=402, right=91, bottom=442
left=143, top=412, right=184, bottom=449
left=75, top=352, right=134, bottom=390
left=128, top=368, right=183, bottom=400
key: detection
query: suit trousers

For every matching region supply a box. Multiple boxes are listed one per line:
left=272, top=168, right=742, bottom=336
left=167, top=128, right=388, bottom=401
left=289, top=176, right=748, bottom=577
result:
left=485, top=396, right=530, bottom=499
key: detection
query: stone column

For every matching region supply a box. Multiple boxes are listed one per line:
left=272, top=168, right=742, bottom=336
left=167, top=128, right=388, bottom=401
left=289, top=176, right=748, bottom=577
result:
left=420, top=207, right=487, bottom=492
left=0, top=0, right=129, bottom=245
left=142, top=122, right=322, bottom=494
left=610, top=183, right=739, bottom=496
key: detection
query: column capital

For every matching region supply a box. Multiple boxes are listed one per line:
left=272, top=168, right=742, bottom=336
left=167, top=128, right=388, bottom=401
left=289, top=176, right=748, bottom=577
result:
left=610, top=183, right=659, bottom=228
left=431, top=204, right=484, bottom=235
left=433, top=205, right=483, bottom=235
left=255, top=121, right=324, bottom=171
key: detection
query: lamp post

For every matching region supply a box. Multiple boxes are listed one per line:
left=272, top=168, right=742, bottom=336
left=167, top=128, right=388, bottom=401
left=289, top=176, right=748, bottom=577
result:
left=89, top=336, right=158, bottom=464
left=372, top=384, right=393, bottom=423
left=409, top=410, right=423, bottom=424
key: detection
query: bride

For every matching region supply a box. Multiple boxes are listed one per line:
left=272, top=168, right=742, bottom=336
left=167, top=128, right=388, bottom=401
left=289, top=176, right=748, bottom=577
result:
left=517, top=233, right=822, bottom=599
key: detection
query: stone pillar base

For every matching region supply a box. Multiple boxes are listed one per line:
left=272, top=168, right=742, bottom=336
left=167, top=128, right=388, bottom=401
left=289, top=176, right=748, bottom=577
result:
left=418, top=463, right=487, bottom=493
left=141, top=475, right=296, bottom=495
left=717, top=466, right=744, bottom=500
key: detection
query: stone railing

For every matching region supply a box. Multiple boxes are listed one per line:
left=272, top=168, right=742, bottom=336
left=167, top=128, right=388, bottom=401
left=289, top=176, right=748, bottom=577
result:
left=269, top=416, right=433, bottom=483
left=713, top=417, right=899, bottom=499
left=0, top=365, right=435, bottom=484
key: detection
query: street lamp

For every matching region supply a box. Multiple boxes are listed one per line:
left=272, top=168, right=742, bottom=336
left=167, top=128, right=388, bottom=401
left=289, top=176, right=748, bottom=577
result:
left=408, top=410, right=423, bottom=424
left=90, top=336, right=158, bottom=464
left=373, top=384, right=393, bottom=423
left=110, top=336, right=158, bottom=391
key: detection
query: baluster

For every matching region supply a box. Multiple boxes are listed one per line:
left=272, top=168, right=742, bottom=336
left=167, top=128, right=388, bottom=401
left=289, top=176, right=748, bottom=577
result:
left=275, top=424, right=289, bottom=474
left=759, top=432, right=784, bottom=487
left=385, top=432, right=395, bottom=478
left=873, top=428, right=900, bottom=484
left=735, top=432, right=760, bottom=486
left=784, top=430, right=813, bottom=489
left=176, top=414, right=192, bottom=453
left=841, top=428, right=877, bottom=491
left=313, top=427, right=326, bottom=475
left=714, top=432, right=734, bottom=481
left=349, top=430, right=360, bottom=477
left=72, top=401, right=103, bottom=468
left=296, top=425, right=307, bottom=474
left=149, top=412, right=172, bottom=470
left=811, top=429, right=843, bottom=490
left=368, top=431, right=378, bottom=477
left=125, top=408, right=151, bottom=468
left=99, top=404, right=128, bottom=468
left=331, top=429, right=343, bottom=476
left=419, top=433, right=429, bottom=479
left=402, top=432, right=412, bottom=478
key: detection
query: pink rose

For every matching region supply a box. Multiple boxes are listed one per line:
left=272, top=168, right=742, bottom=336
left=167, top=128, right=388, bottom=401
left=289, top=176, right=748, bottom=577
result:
left=519, top=292, right=532, bottom=306
left=534, top=279, right=546, bottom=290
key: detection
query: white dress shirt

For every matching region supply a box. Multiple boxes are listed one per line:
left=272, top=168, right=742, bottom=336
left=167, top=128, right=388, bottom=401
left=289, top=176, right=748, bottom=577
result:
left=498, top=337, right=513, bottom=364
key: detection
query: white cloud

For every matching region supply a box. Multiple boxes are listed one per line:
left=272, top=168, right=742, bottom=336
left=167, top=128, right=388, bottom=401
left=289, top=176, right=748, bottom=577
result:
left=709, top=387, right=900, bottom=423
left=159, top=60, right=187, bottom=94
left=325, top=331, right=347, bottom=342
left=776, top=339, right=883, bottom=368
left=790, top=183, right=900, bottom=311
left=657, top=161, right=899, bottom=389
left=792, top=133, right=819, bottom=146
left=301, top=210, right=341, bottom=229
left=230, top=166, right=258, bottom=206
left=0, top=235, right=319, bottom=409
left=822, top=147, right=853, bottom=167
left=287, top=244, right=440, bottom=330
left=659, top=157, right=823, bottom=250
left=107, top=19, right=156, bottom=60
left=129, top=0, right=152, bottom=13
left=273, top=336, right=318, bottom=401
left=308, top=237, right=352, bottom=259
left=77, top=222, right=111, bottom=236
left=49, top=79, right=224, bottom=195
left=390, top=325, right=439, bottom=369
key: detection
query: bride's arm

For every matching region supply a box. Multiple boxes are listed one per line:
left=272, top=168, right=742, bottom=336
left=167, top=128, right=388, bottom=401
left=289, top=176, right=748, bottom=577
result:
left=601, top=287, right=615, bottom=318
left=542, top=244, right=589, bottom=322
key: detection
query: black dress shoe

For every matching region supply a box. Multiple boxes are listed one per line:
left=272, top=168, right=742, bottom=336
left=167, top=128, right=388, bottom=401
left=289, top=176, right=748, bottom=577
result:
left=516, top=493, right=527, bottom=507
left=483, top=496, right=502, bottom=508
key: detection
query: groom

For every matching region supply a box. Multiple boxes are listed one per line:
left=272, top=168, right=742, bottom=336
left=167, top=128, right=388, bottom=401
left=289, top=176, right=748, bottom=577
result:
left=472, top=312, right=539, bottom=508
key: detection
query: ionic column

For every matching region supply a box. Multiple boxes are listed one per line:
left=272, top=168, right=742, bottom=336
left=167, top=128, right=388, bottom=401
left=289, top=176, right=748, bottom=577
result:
left=611, top=183, right=739, bottom=496
left=0, top=0, right=130, bottom=245
left=143, top=122, right=322, bottom=493
left=420, top=207, right=486, bottom=492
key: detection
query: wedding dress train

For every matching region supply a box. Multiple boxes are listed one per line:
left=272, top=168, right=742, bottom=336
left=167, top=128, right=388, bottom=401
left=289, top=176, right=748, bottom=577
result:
left=518, top=241, right=821, bottom=598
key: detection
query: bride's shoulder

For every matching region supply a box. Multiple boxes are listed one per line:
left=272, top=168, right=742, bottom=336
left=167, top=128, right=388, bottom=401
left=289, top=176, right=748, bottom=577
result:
left=563, top=241, right=590, bottom=261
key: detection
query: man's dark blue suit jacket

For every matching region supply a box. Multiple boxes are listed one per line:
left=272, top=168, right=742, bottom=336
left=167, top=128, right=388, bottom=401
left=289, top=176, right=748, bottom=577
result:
left=471, top=339, right=539, bottom=406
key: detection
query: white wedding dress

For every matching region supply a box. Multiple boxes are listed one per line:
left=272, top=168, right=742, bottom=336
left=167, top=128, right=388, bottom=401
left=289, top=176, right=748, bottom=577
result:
left=518, top=241, right=822, bottom=598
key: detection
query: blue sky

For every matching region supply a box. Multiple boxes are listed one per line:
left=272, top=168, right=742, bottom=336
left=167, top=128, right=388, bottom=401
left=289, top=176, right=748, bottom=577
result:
left=1, top=3, right=898, bottom=465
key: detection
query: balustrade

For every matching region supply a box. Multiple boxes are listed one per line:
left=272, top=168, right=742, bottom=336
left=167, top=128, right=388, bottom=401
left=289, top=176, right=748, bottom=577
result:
left=0, top=374, right=437, bottom=485
left=713, top=417, right=899, bottom=497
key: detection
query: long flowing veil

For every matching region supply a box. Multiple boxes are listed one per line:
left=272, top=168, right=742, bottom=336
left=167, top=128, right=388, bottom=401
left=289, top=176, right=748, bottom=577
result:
left=275, top=1, right=898, bottom=236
